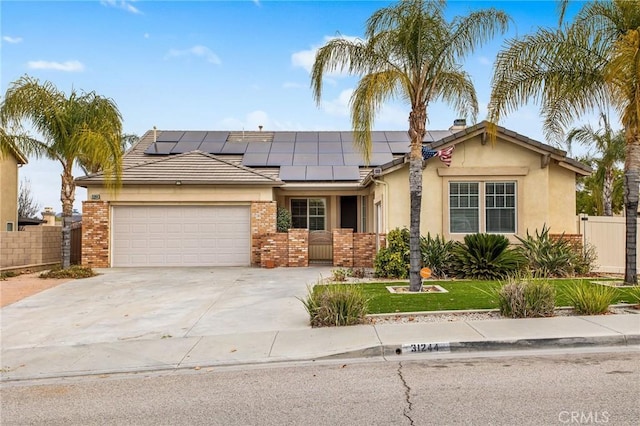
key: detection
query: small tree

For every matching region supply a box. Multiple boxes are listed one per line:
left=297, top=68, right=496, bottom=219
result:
left=17, top=178, right=41, bottom=218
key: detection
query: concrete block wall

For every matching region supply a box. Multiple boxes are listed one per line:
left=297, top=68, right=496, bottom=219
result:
left=251, top=201, right=277, bottom=265
left=82, top=201, right=109, bottom=268
left=0, top=226, right=61, bottom=269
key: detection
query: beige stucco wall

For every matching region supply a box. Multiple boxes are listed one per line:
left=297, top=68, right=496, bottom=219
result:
left=379, top=134, right=580, bottom=241
left=85, top=184, right=275, bottom=204
left=0, top=154, right=19, bottom=231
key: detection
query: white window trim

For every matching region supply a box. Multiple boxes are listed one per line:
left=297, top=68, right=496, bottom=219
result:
left=445, top=179, right=519, bottom=238
left=290, top=198, right=327, bottom=231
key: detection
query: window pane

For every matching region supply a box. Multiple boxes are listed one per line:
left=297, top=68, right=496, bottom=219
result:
left=485, top=182, right=516, bottom=233
left=450, top=182, right=479, bottom=233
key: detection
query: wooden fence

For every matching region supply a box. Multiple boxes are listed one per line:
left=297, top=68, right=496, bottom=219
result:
left=70, top=222, right=82, bottom=265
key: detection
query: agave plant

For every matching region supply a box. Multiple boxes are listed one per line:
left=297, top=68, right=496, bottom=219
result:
left=516, top=225, right=587, bottom=277
left=451, top=233, right=525, bottom=280
left=420, top=233, right=454, bottom=279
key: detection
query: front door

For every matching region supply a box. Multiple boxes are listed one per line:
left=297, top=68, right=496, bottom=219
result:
left=340, top=196, right=358, bottom=231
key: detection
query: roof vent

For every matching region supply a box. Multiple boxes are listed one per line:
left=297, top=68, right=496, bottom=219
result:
left=450, top=119, right=466, bottom=131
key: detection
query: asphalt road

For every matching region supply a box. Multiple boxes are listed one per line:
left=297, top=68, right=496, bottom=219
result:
left=1, top=350, right=638, bottom=425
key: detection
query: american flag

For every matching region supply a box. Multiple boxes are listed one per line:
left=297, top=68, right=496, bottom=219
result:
left=422, top=145, right=454, bottom=167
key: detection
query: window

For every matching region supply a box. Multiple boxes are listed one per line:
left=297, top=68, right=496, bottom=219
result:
left=291, top=198, right=326, bottom=230
left=449, top=181, right=516, bottom=234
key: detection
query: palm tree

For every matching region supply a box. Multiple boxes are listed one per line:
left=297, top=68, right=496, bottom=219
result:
left=1, top=75, right=123, bottom=268
left=488, top=0, right=640, bottom=285
left=79, top=133, right=139, bottom=175
left=567, top=113, right=625, bottom=216
left=311, top=0, right=509, bottom=291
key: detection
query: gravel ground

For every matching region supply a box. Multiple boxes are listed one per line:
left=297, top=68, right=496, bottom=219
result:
left=367, top=307, right=636, bottom=324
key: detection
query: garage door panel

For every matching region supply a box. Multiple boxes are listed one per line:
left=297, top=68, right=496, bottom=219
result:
left=112, top=206, right=251, bottom=267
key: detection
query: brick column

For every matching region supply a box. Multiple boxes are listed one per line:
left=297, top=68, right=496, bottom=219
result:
left=260, top=232, right=288, bottom=267
left=82, top=201, right=109, bottom=268
left=251, top=201, right=277, bottom=265
left=288, top=229, right=309, bottom=267
left=333, top=229, right=354, bottom=267
left=354, top=233, right=377, bottom=268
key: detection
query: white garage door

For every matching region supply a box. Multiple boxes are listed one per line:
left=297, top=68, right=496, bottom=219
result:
left=112, top=205, right=251, bottom=267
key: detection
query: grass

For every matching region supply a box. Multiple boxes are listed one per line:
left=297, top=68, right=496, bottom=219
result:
left=325, top=279, right=638, bottom=314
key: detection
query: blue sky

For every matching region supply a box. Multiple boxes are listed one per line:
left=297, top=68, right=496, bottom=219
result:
left=2, top=0, right=588, bottom=213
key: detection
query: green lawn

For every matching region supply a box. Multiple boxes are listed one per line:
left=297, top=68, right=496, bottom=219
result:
left=328, top=279, right=638, bottom=314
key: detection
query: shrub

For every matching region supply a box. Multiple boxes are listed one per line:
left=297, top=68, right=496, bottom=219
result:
left=516, top=225, right=597, bottom=277
left=331, top=268, right=350, bottom=282
left=300, top=283, right=369, bottom=327
left=496, top=275, right=555, bottom=318
left=276, top=207, right=292, bottom=232
left=564, top=282, right=617, bottom=315
left=450, top=233, right=525, bottom=280
left=0, top=271, right=18, bottom=280
left=39, top=265, right=96, bottom=279
left=374, top=228, right=410, bottom=278
left=420, top=233, right=454, bottom=279
left=628, top=286, right=640, bottom=307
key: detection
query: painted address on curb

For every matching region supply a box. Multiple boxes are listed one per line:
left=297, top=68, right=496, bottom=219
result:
left=399, top=342, right=451, bottom=354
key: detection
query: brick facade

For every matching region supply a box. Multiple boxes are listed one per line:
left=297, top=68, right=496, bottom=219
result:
left=551, top=233, right=583, bottom=250
left=353, top=233, right=377, bottom=268
left=287, top=229, right=309, bottom=267
left=82, top=201, right=109, bottom=268
left=332, top=229, right=354, bottom=268
left=260, top=232, right=288, bottom=267
left=251, top=201, right=277, bottom=265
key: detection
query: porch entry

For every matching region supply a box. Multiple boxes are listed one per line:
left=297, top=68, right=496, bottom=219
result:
left=308, top=196, right=359, bottom=263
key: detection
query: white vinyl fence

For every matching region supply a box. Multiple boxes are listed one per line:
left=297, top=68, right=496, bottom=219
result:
left=578, top=215, right=640, bottom=274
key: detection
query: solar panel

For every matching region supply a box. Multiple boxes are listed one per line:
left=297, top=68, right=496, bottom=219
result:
left=220, top=142, right=248, bottom=154
left=318, top=132, right=341, bottom=142
left=198, top=142, right=225, bottom=154
left=171, top=141, right=201, bottom=153
left=145, top=142, right=176, bottom=154
left=242, top=152, right=270, bottom=166
left=317, top=142, right=342, bottom=153
left=156, top=131, right=184, bottom=142
left=279, top=166, right=307, bottom=180
left=270, top=142, right=295, bottom=153
left=341, top=142, right=356, bottom=153
left=294, top=142, right=318, bottom=153
left=273, top=132, right=296, bottom=142
left=179, top=131, right=207, bottom=143
left=267, top=153, right=293, bottom=166
left=306, top=166, right=333, bottom=180
left=293, top=153, right=318, bottom=165
left=371, top=132, right=388, bottom=142
left=369, top=152, right=394, bottom=165
left=343, top=153, right=365, bottom=166
left=388, top=142, right=411, bottom=154
left=340, top=132, right=354, bottom=143
left=319, top=153, right=344, bottom=166
left=371, top=142, right=391, bottom=153
left=203, top=131, right=229, bottom=142
left=295, top=132, right=319, bottom=142
left=245, top=142, right=272, bottom=153
left=385, top=131, right=408, bottom=143
left=333, top=166, right=361, bottom=180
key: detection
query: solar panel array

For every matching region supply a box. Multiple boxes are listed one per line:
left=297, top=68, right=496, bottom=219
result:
left=144, top=131, right=423, bottom=181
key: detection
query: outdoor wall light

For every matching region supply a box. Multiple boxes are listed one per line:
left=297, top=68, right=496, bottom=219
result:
left=175, top=181, right=182, bottom=186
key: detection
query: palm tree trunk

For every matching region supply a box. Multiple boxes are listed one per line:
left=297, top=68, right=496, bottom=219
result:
left=60, top=166, right=75, bottom=269
left=623, top=133, right=639, bottom=285
left=603, top=168, right=613, bottom=216
left=408, top=106, right=426, bottom=292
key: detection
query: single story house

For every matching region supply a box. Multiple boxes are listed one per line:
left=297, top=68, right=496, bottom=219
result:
left=0, top=143, right=27, bottom=232
left=76, top=120, right=590, bottom=268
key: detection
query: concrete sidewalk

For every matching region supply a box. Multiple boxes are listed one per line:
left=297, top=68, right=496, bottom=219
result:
left=2, top=313, right=638, bottom=382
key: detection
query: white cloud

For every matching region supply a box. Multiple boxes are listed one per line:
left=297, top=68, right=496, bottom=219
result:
left=100, top=0, right=142, bottom=15
left=320, top=89, right=353, bottom=117
left=2, top=36, right=23, bottom=44
left=165, top=45, right=221, bottom=65
left=27, top=60, right=85, bottom=72
left=478, top=56, right=492, bottom=66
left=291, top=35, right=361, bottom=76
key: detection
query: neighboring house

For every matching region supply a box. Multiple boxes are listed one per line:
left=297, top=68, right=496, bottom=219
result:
left=76, top=120, right=590, bottom=268
left=0, top=144, right=27, bottom=232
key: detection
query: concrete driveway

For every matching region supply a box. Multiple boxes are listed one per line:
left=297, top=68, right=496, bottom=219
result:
left=1, top=266, right=333, bottom=349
